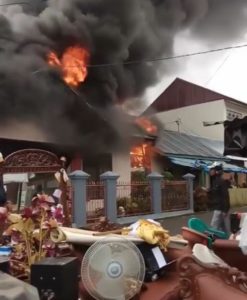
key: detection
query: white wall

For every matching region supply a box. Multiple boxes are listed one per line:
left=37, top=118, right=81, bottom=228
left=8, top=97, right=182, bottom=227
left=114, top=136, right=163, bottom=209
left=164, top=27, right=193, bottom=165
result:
left=112, top=148, right=131, bottom=182
left=156, top=100, right=226, bottom=140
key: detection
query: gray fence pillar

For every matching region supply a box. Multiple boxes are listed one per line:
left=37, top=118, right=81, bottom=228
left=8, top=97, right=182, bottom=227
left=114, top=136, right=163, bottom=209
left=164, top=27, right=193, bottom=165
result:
left=100, top=171, right=120, bottom=223
left=69, top=170, right=90, bottom=228
left=147, top=172, right=163, bottom=214
left=183, top=173, right=196, bottom=211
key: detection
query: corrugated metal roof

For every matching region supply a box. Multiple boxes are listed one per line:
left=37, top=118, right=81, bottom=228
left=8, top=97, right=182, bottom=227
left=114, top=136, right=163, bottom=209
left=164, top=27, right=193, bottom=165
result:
left=194, top=136, right=224, bottom=155
left=155, top=130, right=223, bottom=159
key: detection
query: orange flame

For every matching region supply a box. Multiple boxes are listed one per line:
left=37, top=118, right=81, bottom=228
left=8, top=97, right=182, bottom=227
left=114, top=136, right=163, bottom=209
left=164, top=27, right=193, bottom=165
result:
left=130, top=143, right=152, bottom=169
left=135, top=117, right=157, bottom=135
left=47, top=46, right=89, bottom=87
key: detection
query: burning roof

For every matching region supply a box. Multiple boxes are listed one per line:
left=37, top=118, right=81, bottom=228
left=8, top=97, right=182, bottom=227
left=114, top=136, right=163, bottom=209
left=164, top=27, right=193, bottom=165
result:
left=47, top=46, right=89, bottom=87
left=0, top=1, right=247, bottom=152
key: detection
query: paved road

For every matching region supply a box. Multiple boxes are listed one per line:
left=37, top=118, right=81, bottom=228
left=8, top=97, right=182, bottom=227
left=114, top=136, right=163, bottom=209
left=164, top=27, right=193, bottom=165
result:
left=160, top=206, right=247, bottom=235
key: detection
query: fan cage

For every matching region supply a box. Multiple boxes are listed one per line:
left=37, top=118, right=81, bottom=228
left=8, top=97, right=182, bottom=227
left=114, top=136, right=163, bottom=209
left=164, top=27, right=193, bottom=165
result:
left=81, top=235, right=145, bottom=300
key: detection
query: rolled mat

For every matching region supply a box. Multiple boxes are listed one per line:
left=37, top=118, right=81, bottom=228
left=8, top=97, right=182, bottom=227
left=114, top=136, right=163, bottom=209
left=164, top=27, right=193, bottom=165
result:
left=50, top=227, right=142, bottom=244
left=50, top=226, right=187, bottom=248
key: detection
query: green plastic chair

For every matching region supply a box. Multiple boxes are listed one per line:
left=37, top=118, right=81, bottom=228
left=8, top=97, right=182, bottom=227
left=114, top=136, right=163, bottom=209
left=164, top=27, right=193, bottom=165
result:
left=188, top=217, right=229, bottom=240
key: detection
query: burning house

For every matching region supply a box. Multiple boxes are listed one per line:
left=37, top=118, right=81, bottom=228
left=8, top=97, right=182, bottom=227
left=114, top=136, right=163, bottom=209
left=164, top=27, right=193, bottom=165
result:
left=1, top=0, right=247, bottom=203
left=0, top=0, right=177, bottom=151
left=1, top=0, right=247, bottom=149
left=1, top=3, right=247, bottom=298
left=0, top=0, right=168, bottom=194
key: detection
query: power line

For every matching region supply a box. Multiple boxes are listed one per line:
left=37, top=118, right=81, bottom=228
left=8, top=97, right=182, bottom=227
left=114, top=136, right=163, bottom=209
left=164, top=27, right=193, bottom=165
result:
left=0, top=2, right=30, bottom=7
left=1, top=2, right=247, bottom=72
left=87, top=43, right=247, bottom=68
left=31, top=42, right=247, bottom=75
left=205, top=50, right=233, bottom=86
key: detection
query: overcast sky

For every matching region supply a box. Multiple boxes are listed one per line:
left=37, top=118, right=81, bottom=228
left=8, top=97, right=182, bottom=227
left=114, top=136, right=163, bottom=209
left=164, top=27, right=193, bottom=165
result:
left=145, top=30, right=247, bottom=110
left=2, top=0, right=247, bottom=116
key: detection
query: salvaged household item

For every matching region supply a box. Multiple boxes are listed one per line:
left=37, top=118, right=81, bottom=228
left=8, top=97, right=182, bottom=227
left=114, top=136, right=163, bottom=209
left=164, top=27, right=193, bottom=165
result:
left=212, top=239, right=247, bottom=272
left=212, top=213, right=247, bottom=271
left=181, top=227, right=208, bottom=248
left=188, top=217, right=229, bottom=240
left=122, top=219, right=171, bottom=251
left=181, top=226, right=247, bottom=272
left=0, top=256, right=9, bottom=273
left=138, top=243, right=176, bottom=282
left=50, top=226, right=142, bottom=244
left=0, top=271, right=39, bottom=300
left=50, top=224, right=187, bottom=249
left=31, top=257, right=78, bottom=300
left=81, top=236, right=145, bottom=300
left=163, top=244, right=247, bottom=300
left=75, top=236, right=185, bottom=300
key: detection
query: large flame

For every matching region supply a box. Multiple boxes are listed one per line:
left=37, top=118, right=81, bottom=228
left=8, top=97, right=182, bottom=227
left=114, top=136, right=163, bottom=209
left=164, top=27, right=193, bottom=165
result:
left=130, top=143, right=152, bottom=170
left=47, top=46, right=89, bottom=87
left=135, top=117, right=157, bottom=135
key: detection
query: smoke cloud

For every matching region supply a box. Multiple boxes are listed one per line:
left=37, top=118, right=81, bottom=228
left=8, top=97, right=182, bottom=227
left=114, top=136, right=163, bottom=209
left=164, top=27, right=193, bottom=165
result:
left=0, top=0, right=247, bottom=152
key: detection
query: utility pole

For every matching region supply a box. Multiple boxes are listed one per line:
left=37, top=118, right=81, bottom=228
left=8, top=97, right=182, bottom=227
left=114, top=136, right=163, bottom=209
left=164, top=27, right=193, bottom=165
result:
left=175, top=119, right=181, bottom=132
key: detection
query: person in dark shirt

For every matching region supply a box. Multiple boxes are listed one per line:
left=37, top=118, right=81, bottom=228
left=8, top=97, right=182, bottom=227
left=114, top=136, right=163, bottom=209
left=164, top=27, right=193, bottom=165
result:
left=0, top=178, right=6, bottom=207
left=209, top=163, right=230, bottom=234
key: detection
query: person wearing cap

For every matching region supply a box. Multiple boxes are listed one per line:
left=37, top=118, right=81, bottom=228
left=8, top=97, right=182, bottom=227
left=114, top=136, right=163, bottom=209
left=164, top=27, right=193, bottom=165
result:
left=208, top=163, right=230, bottom=234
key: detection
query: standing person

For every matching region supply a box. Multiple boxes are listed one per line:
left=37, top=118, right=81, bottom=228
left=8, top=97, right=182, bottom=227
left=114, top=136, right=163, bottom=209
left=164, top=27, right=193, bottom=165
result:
left=0, top=178, right=6, bottom=207
left=209, top=163, right=231, bottom=234
left=206, top=166, right=217, bottom=209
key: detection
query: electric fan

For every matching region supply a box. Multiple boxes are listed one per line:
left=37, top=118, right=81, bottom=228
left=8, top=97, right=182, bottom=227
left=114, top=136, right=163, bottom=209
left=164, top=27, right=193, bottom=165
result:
left=81, top=235, right=145, bottom=300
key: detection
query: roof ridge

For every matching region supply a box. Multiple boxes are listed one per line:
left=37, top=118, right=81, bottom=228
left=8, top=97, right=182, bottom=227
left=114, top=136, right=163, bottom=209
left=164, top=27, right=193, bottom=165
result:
left=143, top=77, right=245, bottom=115
left=174, top=77, right=240, bottom=102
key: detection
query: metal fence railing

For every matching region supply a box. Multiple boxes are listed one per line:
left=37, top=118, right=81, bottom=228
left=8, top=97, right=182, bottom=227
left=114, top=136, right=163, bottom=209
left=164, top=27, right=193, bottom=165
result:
left=69, top=177, right=191, bottom=224
left=86, top=181, right=105, bottom=222
left=161, top=181, right=189, bottom=212
left=116, top=181, right=152, bottom=217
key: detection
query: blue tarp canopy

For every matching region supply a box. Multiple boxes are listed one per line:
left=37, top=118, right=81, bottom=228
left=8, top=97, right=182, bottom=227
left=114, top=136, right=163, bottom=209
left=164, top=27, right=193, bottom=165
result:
left=169, top=157, right=247, bottom=173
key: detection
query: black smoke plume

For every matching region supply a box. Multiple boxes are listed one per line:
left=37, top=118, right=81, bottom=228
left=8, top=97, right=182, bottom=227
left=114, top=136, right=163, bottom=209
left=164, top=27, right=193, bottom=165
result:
left=0, top=0, right=247, bottom=152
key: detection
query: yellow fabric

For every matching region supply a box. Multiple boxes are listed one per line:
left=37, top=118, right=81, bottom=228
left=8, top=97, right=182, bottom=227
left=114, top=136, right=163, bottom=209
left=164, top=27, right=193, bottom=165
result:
left=123, top=219, right=170, bottom=251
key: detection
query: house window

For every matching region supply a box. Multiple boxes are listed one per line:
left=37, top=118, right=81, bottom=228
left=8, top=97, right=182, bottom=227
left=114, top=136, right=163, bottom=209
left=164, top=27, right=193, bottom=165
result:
left=226, top=109, right=242, bottom=121
left=130, top=143, right=152, bottom=171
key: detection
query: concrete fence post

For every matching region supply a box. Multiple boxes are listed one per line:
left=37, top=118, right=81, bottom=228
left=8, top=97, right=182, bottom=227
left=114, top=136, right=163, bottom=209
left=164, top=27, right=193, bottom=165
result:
left=183, top=173, right=196, bottom=212
left=147, top=172, right=164, bottom=214
left=100, top=171, right=120, bottom=223
left=69, top=170, right=90, bottom=228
